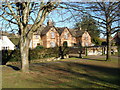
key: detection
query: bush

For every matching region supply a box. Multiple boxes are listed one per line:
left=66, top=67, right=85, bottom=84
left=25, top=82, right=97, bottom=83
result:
left=2, top=47, right=60, bottom=62
left=2, top=50, right=21, bottom=64
left=35, top=45, right=44, bottom=49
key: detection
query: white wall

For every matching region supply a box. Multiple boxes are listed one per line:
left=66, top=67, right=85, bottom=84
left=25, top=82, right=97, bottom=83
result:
left=0, top=36, right=15, bottom=50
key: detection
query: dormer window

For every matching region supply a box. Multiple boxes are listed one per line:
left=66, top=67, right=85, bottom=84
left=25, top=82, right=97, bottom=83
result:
left=51, top=32, right=55, bottom=38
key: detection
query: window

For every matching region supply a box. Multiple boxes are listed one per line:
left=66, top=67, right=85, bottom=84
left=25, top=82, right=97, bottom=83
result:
left=72, top=37, right=74, bottom=40
left=50, top=41, right=56, bottom=47
left=84, top=36, right=88, bottom=40
left=37, top=43, right=40, bottom=46
left=64, top=33, right=68, bottom=39
left=35, top=35, right=39, bottom=39
left=51, top=32, right=55, bottom=38
left=85, top=42, right=88, bottom=46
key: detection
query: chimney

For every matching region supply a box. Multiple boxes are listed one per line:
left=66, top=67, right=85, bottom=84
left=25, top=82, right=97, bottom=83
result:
left=47, top=19, right=54, bottom=26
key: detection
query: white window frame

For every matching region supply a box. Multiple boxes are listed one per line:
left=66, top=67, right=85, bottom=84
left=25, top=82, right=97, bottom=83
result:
left=64, top=33, right=68, bottom=39
left=50, top=41, right=56, bottom=47
left=51, top=32, right=55, bottom=38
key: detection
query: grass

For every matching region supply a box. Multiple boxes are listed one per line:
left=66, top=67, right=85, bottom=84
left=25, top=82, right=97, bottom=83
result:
left=2, top=56, right=120, bottom=88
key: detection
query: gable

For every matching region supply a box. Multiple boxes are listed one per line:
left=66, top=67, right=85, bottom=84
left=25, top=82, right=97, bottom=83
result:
left=82, top=31, right=91, bottom=40
left=113, top=32, right=120, bottom=40
left=56, top=27, right=65, bottom=35
left=113, top=32, right=120, bottom=43
left=1, top=36, right=15, bottom=50
left=41, top=26, right=52, bottom=36
left=41, top=26, right=58, bottom=36
left=61, top=27, right=73, bottom=37
left=9, top=37, right=19, bottom=45
left=46, top=27, right=59, bottom=37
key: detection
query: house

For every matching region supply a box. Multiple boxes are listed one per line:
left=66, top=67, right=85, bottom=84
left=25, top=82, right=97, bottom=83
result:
left=75, top=30, right=92, bottom=46
left=0, top=36, right=15, bottom=50
left=41, top=26, right=60, bottom=48
left=30, top=20, right=92, bottom=48
left=112, top=32, right=120, bottom=45
left=40, top=26, right=77, bottom=48
left=0, top=20, right=92, bottom=49
left=30, top=32, right=42, bottom=48
left=57, top=27, right=76, bottom=47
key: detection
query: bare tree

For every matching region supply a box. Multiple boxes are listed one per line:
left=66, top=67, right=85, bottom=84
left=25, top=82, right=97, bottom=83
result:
left=0, top=1, right=60, bottom=72
left=61, top=2, right=120, bottom=61
left=86, top=2, right=120, bottom=61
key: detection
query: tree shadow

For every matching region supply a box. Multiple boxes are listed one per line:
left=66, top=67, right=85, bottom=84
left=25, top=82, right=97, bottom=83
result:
left=2, top=50, right=16, bottom=65
left=81, top=57, right=106, bottom=61
left=69, top=55, right=106, bottom=61
left=6, top=65, right=20, bottom=71
left=44, top=62, right=120, bottom=87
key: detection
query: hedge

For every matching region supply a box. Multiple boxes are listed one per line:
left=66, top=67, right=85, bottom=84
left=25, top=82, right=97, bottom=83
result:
left=2, top=47, right=60, bottom=62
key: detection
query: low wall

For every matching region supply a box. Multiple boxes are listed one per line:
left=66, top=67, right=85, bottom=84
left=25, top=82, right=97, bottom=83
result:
left=87, top=46, right=118, bottom=55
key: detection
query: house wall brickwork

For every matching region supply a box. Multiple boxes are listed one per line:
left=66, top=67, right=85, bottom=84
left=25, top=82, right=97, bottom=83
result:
left=60, top=28, right=76, bottom=47
left=30, top=34, right=42, bottom=48
left=30, top=23, right=92, bottom=48
left=81, top=31, right=92, bottom=47
left=45, top=27, right=60, bottom=48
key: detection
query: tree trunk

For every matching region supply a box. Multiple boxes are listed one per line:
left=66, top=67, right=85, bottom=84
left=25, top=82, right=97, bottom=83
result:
left=117, top=43, right=120, bottom=57
left=106, top=32, right=111, bottom=61
left=85, top=47, right=88, bottom=56
left=78, top=51, right=82, bottom=58
left=59, top=46, right=64, bottom=59
left=20, top=37, right=30, bottom=72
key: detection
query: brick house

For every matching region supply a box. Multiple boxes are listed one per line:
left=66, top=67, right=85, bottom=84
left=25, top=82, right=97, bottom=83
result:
left=29, top=25, right=44, bottom=48
left=57, top=27, right=76, bottom=47
left=29, top=33, right=42, bottom=48
left=30, top=20, right=92, bottom=48
left=41, top=26, right=60, bottom=48
left=112, top=32, right=120, bottom=45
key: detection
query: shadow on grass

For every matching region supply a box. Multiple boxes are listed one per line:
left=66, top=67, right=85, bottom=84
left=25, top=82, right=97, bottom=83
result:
left=5, top=59, right=119, bottom=88
left=6, top=65, right=20, bottom=71
left=69, top=55, right=106, bottom=61
left=39, top=62, right=120, bottom=88
left=81, top=58, right=106, bottom=61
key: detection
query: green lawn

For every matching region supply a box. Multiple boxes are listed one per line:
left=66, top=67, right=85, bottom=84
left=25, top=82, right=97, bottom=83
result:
left=2, top=56, right=120, bottom=88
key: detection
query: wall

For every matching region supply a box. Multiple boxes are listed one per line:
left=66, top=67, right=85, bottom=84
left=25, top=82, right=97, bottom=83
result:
left=0, top=36, right=15, bottom=50
left=31, top=28, right=92, bottom=48
left=60, top=28, right=76, bottom=47
left=30, top=34, right=42, bottom=48
left=81, top=31, right=92, bottom=47
left=42, top=27, right=60, bottom=48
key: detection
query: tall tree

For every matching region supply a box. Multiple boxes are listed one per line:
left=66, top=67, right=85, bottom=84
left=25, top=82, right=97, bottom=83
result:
left=74, top=15, right=101, bottom=45
left=86, top=2, right=120, bottom=61
left=0, top=1, right=60, bottom=72
left=62, top=2, right=120, bottom=61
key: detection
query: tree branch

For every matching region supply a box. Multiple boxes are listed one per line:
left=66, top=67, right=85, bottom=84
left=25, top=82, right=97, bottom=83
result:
left=0, top=15, right=17, bottom=24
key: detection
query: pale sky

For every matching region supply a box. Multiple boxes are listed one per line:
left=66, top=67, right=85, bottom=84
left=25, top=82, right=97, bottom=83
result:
left=0, top=2, right=118, bottom=38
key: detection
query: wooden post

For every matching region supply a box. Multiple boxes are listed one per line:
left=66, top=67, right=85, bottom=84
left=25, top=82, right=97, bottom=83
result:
left=102, top=46, right=105, bottom=55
